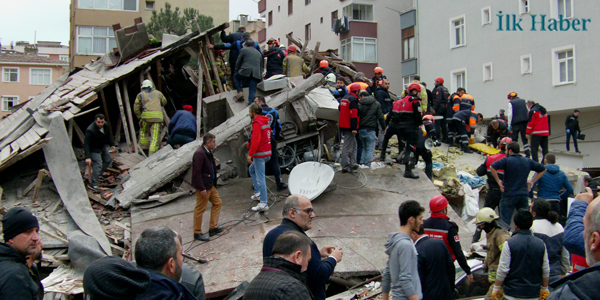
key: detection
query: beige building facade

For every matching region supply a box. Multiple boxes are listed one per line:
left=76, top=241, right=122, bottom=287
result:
left=69, top=0, right=229, bottom=69
left=228, top=15, right=266, bottom=45
left=0, top=53, right=68, bottom=118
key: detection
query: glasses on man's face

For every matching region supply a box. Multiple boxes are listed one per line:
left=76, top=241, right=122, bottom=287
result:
left=294, top=207, right=315, bottom=215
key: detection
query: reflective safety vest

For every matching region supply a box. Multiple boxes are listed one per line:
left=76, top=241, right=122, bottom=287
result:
left=135, top=90, right=167, bottom=123
left=452, top=93, right=475, bottom=112
left=389, top=96, right=421, bottom=126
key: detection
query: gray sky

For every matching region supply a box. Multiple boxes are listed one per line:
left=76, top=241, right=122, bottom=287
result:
left=0, top=0, right=261, bottom=47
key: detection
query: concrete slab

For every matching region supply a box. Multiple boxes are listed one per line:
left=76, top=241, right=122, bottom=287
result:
left=131, top=166, right=473, bottom=294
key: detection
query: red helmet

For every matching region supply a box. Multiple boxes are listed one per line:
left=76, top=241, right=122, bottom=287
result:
left=435, top=77, right=444, bottom=85
left=507, top=91, right=518, bottom=99
left=374, top=67, right=383, bottom=74
left=348, top=83, right=362, bottom=92
left=423, top=115, right=435, bottom=122
left=320, top=60, right=329, bottom=68
left=408, top=82, right=421, bottom=93
left=288, top=45, right=298, bottom=53
left=500, top=137, right=513, bottom=147
left=429, top=195, right=449, bottom=212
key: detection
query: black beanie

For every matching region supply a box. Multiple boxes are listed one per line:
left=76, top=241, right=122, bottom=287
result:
left=2, top=207, right=39, bottom=242
left=83, top=256, right=150, bottom=300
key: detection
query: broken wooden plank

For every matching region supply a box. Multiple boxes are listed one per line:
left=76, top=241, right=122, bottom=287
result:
left=73, top=106, right=100, bottom=118
left=115, top=81, right=132, bottom=152
left=122, top=79, right=138, bottom=154
left=197, top=47, right=203, bottom=138
left=87, top=190, right=108, bottom=206
left=72, top=121, right=86, bottom=145
left=100, top=89, right=115, bottom=142
left=75, top=92, right=99, bottom=109
left=114, top=117, right=122, bottom=143
left=0, top=138, right=52, bottom=173
left=32, top=124, right=49, bottom=137
left=198, top=45, right=215, bottom=96
left=308, top=41, right=321, bottom=73
left=204, top=35, right=225, bottom=93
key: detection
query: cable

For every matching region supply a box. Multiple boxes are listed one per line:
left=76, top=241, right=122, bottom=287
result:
left=335, top=169, right=368, bottom=190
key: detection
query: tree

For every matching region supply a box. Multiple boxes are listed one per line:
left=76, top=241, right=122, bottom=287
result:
left=147, top=2, right=214, bottom=40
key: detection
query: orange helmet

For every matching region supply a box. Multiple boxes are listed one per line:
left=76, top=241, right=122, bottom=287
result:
left=408, top=82, right=421, bottom=93
left=320, top=60, right=329, bottom=68
left=507, top=91, right=518, bottom=99
left=423, top=115, right=435, bottom=122
left=435, top=77, right=444, bottom=85
left=288, top=45, right=298, bottom=53
left=500, top=137, right=513, bottom=147
left=374, top=67, right=383, bottom=74
left=348, top=83, right=362, bottom=92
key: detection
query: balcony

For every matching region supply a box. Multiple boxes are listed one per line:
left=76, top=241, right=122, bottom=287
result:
left=258, top=28, right=267, bottom=43
left=258, top=0, right=267, bottom=13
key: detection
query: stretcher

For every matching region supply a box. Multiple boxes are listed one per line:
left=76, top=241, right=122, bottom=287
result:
left=469, top=143, right=500, bottom=155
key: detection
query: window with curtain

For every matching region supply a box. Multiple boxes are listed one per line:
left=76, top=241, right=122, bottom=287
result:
left=77, top=26, right=117, bottom=55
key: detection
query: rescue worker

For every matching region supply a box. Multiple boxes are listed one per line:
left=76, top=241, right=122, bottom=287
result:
left=487, top=119, right=508, bottom=148
left=263, top=38, right=285, bottom=79
left=422, top=82, right=433, bottom=114
left=375, top=79, right=393, bottom=150
left=282, top=45, right=310, bottom=77
left=134, top=79, right=167, bottom=156
left=416, top=115, right=437, bottom=181
left=477, top=137, right=512, bottom=210
left=431, top=77, right=450, bottom=142
left=317, top=60, right=334, bottom=76
left=401, top=75, right=427, bottom=112
left=474, top=208, right=510, bottom=300
left=446, top=89, right=464, bottom=146
left=215, top=49, right=232, bottom=90
left=380, top=83, right=423, bottom=179
left=423, top=195, right=473, bottom=286
left=254, top=96, right=288, bottom=191
left=507, top=92, right=530, bottom=157
left=564, top=109, right=581, bottom=153
left=452, top=110, right=482, bottom=153
left=370, top=67, right=386, bottom=93
left=339, top=83, right=360, bottom=173
left=452, top=88, right=475, bottom=112
left=526, top=100, right=550, bottom=163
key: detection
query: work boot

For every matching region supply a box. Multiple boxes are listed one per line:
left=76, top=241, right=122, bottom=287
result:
left=209, top=226, right=225, bottom=237
left=194, top=233, right=210, bottom=242
left=403, top=165, right=419, bottom=179
left=277, top=183, right=288, bottom=192
left=341, top=168, right=350, bottom=173
left=351, top=164, right=359, bottom=170
left=463, top=147, right=473, bottom=154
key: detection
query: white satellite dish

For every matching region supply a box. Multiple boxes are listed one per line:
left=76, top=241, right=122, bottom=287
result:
left=288, top=162, right=335, bottom=201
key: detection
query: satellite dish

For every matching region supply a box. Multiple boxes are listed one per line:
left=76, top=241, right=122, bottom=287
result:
left=288, top=162, right=335, bottom=201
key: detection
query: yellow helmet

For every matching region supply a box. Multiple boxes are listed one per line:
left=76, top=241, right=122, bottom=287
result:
left=476, top=207, right=499, bottom=225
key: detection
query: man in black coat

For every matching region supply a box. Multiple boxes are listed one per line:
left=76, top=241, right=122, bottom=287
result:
left=84, top=113, right=116, bottom=191
left=234, top=39, right=264, bottom=105
left=192, top=133, right=224, bottom=242
left=0, top=207, right=44, bottom=300
left=565, top=109, right=581, bottom=153
left=412, top=226, right=455, bottom=300
left=263, top=39, right=285, bottom=79
left=245, top=231, right=314, bottom=300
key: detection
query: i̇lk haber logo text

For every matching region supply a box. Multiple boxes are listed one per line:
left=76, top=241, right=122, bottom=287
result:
left=497, top=11, right=591, bottom=31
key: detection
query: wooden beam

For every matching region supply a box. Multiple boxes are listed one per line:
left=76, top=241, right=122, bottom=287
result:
left=308, top=41, right=321, bottom=74
left=197, top=46, right=203, bottom=138
left=299, top=39, right=309, bottom=59
left=204, top=35, right=225, bottom=93
left=198, top=45, right=215, bottom=96
left=73, top=122, right=86, bottom=145
left=73, top=106, right=100, bottom=118
left=67, top=119, right=74, bottom=142
left=100, top=90, right=115, bottom=140
left=114, top=82, right=132, bottom=152
left=114, top=117, right=122, bottom=143
left=122, top=79, right=138, bottom=154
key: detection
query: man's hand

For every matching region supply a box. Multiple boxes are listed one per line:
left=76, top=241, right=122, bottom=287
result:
left=497, top=180, right=504, bottom=192
left=527, top=181, right=534, bottom=192
left=575, top=187, right=596, bottom=204
left=526, top=134, right=530, bottom=140
left=110, top=146, right=116, bottom=152
left=352, top=130, right=357, bottom=135
left=508, top=126, right=512, bottom=132
left=492, top=285, right=501, bottom=300
left=320, top=246, right=335, bottom=258
left=200, top=190, right=207, bottom=197
left=330, top=247, right=343, bottom=262
left=247, top=155, right=253, bottom=164
left=85, top=158, right=92, bottom=166
left=206, top=43, right=214, bottom=49
left=467, top=274, right=474, bottom=285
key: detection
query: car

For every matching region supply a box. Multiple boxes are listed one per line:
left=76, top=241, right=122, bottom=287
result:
left=455, top=258, right=491, bottom=300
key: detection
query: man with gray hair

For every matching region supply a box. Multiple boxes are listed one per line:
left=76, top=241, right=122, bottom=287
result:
left=134, top=226, right=196, bottom=300
left=262, top=195, right=343, bottom=300
left=549, top=188, right=600, bottom=299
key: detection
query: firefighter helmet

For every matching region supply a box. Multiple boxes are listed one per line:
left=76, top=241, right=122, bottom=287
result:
left=500, top=137, right=513, bottom=147
left=320, top=60, right=329, bottom=68
left=408, top=82, right=421, bottom=93
left=507, top=91, right=518, bottom=99
left=288, top=45, right=298, bottom=53
left=374, top=67, right=384, bottom=74
left=435, top=77, right=444, bottom=85
left=476, top=207, right=500, bottom=225
left=429, top=195, right=449, bottom=212
left=348, top=83, right=362, bottom=92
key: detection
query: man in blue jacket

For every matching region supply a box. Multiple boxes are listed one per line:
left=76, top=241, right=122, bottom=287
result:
left=167, top=105, right=196, bottom=148
left=412, top=226, right=454, bottom=300
left=263, top=195, right=343, bottom=300
left=491, top=142, right=546, bottom=225
left=532, top=154, right=573, bottom=222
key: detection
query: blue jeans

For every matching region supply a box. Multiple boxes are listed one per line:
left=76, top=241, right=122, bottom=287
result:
left=359, top=128, right=376, bottom=166
left=249, top=156, right=270, bottom=203
left=233, top=73, right=259, bottom=105
left=499, top=195, right=529, bottom=225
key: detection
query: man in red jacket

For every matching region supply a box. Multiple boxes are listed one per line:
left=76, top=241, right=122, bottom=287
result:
left=526, top=100, right=550, bottom=163
left=339, top=83, right=361, bottom=173
left=247, top=103, right=272, bottom=212
left=191, top=133, right=223, bottom=241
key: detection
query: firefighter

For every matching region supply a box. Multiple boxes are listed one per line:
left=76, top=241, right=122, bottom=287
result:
left=215, top=49, right=233, bottom=90
left=446, top=88, right=464, bottom=146
left=452, top=88, right=475, bottom=112
left=134, top=80, right=167, bottom=156
left=370, top=67, right=386, bottom=92
left=431, top=77, right=450, bottom=142
left=380, top=83, right=422, bottom=179
left=282, top=45, right=310, bottom=77
left=317, top=60, right=334, bottom=76
left=487, top=119, right=509, bottom=148
left=476, top=137, right=512, bottom=211
left=452, top=110, right=483, bottom=153
left=475, top=208, right=510, bottom=300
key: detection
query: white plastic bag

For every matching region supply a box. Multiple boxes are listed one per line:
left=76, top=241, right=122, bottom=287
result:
left=461, top=183, right=480, bottom=220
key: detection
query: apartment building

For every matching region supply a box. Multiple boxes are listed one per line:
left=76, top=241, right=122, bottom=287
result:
left=257, top=0, right=414, bottom=92
left=228, top=15, right=266, bottom=44
left=9, top=41, right=70, bottom=62
left=0, top=53, right=68, bottom=118
left=69, top=0, right=229, bottom=69
left=418, top=0, right=599, bottom=167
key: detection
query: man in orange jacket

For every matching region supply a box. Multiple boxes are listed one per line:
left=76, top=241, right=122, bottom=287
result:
left=247, top=103, right=272, bottom=212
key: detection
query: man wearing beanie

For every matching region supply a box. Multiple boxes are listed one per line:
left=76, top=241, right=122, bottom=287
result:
left=83, top=256, right=150, bottom=299
left=0, top=207, right=44, bottom=299
left=167, top=105, right=197, bottom=148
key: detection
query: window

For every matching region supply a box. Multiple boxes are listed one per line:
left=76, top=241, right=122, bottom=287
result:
left=1, top=96, right=19, bottom=111
left=331, top=10, right=338, bottom=29
left=288, top=0, right=293, bottom=15
left=38, top=54, right=50, bottom=58
left=341, top=37, right=377, bottom=63
left=482, top=6, right=492, bottom=25
left=268, top=11, right=273, bottom=26
left=557, top=0, right=573, bottom=18
left=2, top=67, right=19, bottom=82
left=30, top=68, right=52, bottom=85
left=77, top=26, right=117, bottom=55
left=521, top=54, right=532, bottom=75
left=305, top=0, right=310, bottom=5
left=145, top=1, right=154, bottom=10
left=403, top=76, right=415, bottom=90
left=342, top=4, right=374, bottom=21
left=78, top=0, right=137, bottom=11
left=320, top=17, right=323, bottom=24
left=305, top=23, right=311, bottom=41
left=451, top=68, right=467, bottom=91
left=59, top=55, right=69, bottom=62
left=278, top=6, right=280, bottom=12
left=519, top=0, right=530, bottom=14
left=552, top=45, right=576, bottom=86
left=402, top=27, right=415, bottom=61
left=483, top=62, right=493, bottom=82
left=450, top=15, right=466, bottom=48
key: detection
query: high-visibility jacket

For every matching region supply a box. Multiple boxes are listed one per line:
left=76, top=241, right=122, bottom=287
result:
left=134, top=90, right=167, bottom=122
left=283, top=53, right=310, bottom=77
left=401, top=80, right=428, bottom=112
left=387, top=95, right=422, bottom=127
left=248, top=115, right=272, bottom=158
left=338, top=92, right=359, bottom=130
left=453, top=93, right=475, bottom=112
left=423, top=214, right=472, bottom=276
left=526, top=103, right=550, bottom=136
left=452, top=110, right=478, bottom=132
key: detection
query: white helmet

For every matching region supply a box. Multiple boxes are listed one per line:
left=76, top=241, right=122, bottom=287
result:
left=326, top=73, right=336, bottom=84
left=141, top=79, right=154, bottom=89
